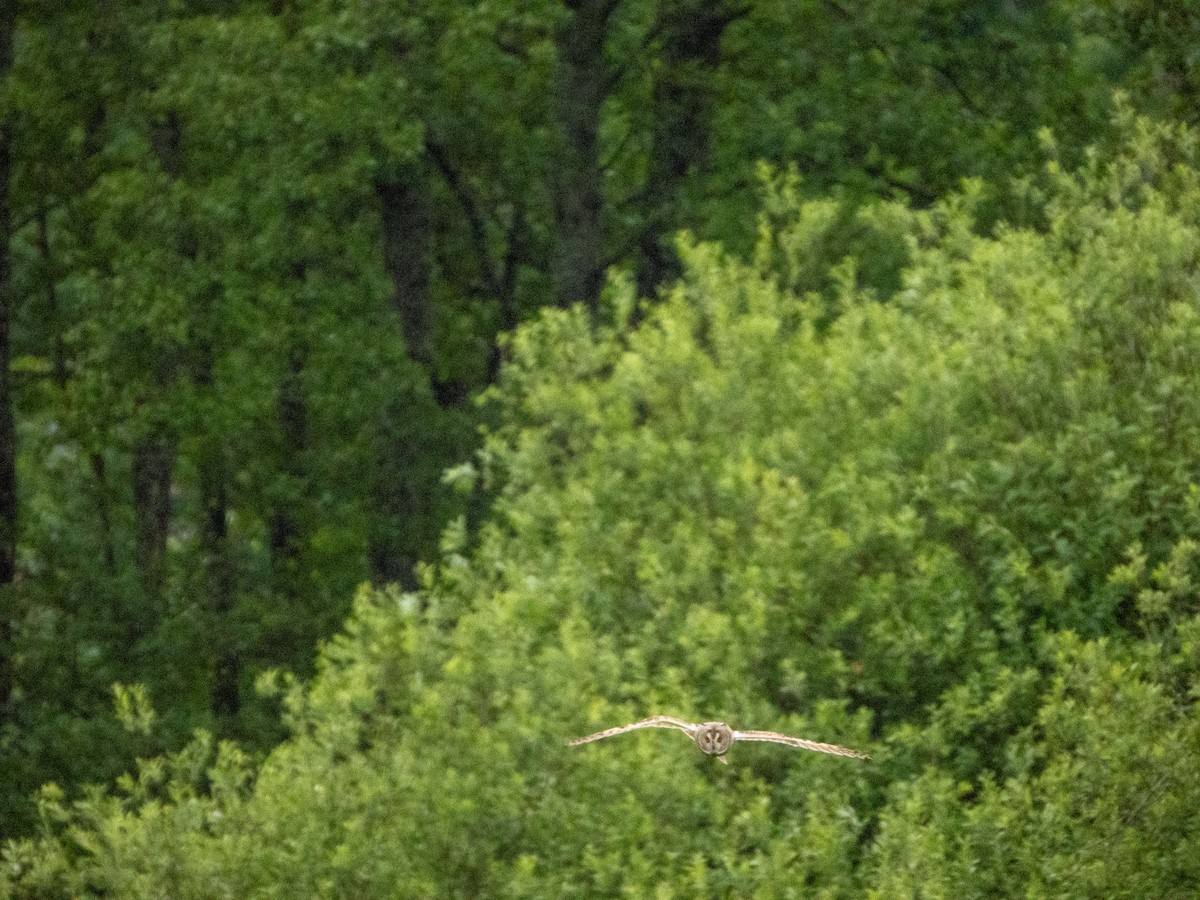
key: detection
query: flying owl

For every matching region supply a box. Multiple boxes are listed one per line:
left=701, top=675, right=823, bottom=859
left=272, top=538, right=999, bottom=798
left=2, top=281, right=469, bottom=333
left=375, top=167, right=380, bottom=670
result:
left=568, top=715, right=869, bottom=764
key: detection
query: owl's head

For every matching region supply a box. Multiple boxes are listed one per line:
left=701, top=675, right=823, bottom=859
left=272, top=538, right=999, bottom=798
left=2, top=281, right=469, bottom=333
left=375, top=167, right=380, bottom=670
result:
left=693, top=722, right=734, bottom=759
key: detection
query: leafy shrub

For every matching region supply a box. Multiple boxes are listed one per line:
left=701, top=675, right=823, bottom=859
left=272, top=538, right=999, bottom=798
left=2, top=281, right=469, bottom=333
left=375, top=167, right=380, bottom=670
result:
left=6, top=117, right=1200, bottom=898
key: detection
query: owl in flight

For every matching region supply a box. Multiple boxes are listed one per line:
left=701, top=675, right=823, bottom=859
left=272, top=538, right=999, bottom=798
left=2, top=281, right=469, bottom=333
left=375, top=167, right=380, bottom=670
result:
left=568, top=715, right=869, bottom=764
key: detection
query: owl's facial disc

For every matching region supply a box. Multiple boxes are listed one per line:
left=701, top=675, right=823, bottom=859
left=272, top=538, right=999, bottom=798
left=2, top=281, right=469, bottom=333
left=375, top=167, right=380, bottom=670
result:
left=694, top=722, right=734, bottom=756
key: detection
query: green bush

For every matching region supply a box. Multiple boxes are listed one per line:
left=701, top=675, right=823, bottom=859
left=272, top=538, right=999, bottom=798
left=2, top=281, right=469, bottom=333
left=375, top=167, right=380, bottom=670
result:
left=6, top=117, right=1200, bottom=898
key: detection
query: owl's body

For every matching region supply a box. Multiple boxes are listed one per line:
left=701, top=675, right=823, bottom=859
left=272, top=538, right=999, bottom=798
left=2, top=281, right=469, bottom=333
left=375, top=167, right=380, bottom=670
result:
left=568, top=715, right=868, bottom=764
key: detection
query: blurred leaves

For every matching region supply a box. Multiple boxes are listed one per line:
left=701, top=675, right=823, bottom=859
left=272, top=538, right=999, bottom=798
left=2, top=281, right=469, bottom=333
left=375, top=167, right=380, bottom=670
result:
left=7, top=115, right=1200, bottom=896
left=4, top=0, right=1200, bottom=896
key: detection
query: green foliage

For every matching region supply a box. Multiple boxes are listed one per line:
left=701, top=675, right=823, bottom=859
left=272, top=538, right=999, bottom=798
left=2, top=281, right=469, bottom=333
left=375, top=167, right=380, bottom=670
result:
left=5, top=0, right=1179, bottom=838
left=7, top=0, right=1200, bottom=890
left=6, top=119, right=1200, bottom=895
left=872, top=611, right=1200, bottom=898
left=1071, top=0, right=1200, bottom=124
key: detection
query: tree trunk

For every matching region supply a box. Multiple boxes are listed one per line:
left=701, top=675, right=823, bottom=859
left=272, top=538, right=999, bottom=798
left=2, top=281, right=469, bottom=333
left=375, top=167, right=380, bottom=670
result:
left=123, top=111, right=186, bottom=614
left=199, top=443, right=238, bottom=719
left=268, top=341, right=308, bottom=599
left=36, top=208, right=68, bottom=388
left=635, top=0, right=740, bottom=299
left=0, top=0, right=18, bottom=723
left=366, top=396, right=434, bottom=590
left=191, top=315, right=239, bottom=720
left=88, top=453, right=117, bottom=575
left=371, top=165, right=438, bottom=588
left=376, top=171, right=434, bottom=369
left=131, top=432, right=174, bottom=605
left=151, top=110, right=242, bottom=717
left=551, top=0, right=615, bottom=314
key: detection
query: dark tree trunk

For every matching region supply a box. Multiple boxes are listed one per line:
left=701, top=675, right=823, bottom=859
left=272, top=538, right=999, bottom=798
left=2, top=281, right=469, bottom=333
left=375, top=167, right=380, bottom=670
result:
left=635, top=0, right=742, bottom=299
left=125, top=111, right=186, bottom=613
left=88, top=453, right=117, bottom=575
left=268, top=342, right=308, bottom=597
left=152, top=110, right=241, bottom=719
left=551, top=0, right=616, bottom=314
left=199, top=443, right=238, bottom=719
left=0, top=0, right=18, bottom=723
left=370, top=165, right=444, bottom=588
left=131, top=432, right=174, bottom=605
left=36, top=208, right=68, bottom=388
left=191, top=320, right=238, bottom=719
left=376, top=171, right=434, bottom=370
left=366, top=395, right=435, bottom=590
left=192, top=289, right=238, bottom=718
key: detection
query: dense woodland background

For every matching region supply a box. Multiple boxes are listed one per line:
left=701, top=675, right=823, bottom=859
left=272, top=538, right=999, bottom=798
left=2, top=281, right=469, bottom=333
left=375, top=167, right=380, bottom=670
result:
left=3, top=0, right=1200, bottom=895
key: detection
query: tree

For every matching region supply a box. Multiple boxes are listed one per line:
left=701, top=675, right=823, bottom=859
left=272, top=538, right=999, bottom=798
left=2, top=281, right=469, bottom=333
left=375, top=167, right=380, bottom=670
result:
left=8, top=116, right=1200, bottom=897
left=0, top=0, right=17, bottom=726
left=0, top=0, right=1194, bottom=849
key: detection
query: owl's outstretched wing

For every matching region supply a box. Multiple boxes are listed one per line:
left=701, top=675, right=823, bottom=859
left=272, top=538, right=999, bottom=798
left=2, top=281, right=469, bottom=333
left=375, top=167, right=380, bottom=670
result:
left=732, top=730, right=869, bottom=759
left=568, top=716, right=697, bottom=746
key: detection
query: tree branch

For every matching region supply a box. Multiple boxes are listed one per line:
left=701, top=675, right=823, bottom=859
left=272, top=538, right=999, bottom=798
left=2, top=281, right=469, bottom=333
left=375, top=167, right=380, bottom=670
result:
left=424, top=135, right=501, bottom=297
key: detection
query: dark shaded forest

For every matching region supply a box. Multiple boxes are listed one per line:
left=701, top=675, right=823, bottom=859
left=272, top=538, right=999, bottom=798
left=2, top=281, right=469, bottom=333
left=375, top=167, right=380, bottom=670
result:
left=3, top=0, right=1200, bottom=895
